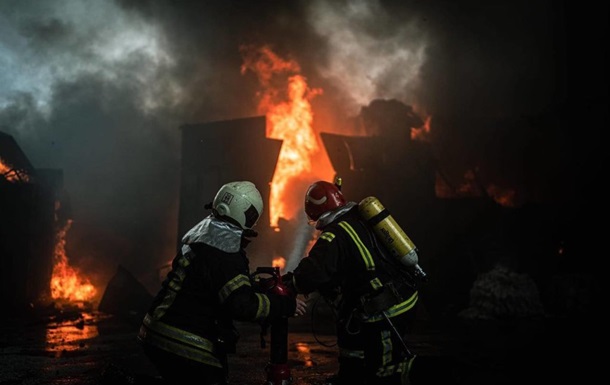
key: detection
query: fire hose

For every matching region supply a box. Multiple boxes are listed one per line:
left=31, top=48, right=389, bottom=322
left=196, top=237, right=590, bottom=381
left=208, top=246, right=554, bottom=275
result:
left=252, top=266, right=293, bottom=385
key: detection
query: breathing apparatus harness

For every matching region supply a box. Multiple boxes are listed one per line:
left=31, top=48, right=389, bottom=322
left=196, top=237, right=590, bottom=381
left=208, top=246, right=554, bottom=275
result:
left=304, top=203, right=427, bottom=359
left=308, top=178, right=428, bottom=358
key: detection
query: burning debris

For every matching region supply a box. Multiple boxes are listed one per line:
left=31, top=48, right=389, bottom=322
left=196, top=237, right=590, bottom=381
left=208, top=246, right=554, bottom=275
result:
left=1, top=157, right=30, bottom=183
left=0, top=132, right=34, bottom=185
left=1, top=130, right=99, bottom=315
left=449, top=169, right=517, bottom=207
left=2, top=131, right=54, bottom=312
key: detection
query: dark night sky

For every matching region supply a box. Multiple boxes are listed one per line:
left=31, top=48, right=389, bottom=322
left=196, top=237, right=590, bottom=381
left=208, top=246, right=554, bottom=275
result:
left=0, top=0, right=606, bottom=292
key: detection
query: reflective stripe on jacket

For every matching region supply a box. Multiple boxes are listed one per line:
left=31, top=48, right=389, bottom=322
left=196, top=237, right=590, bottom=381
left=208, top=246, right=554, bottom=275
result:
left=293, top=206, right=418, bottom=320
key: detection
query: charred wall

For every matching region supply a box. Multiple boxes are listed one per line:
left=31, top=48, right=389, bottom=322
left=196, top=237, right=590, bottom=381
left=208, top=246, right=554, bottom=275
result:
left=321, top=133, right=437, bottom=233
left=177, top=116, right=282, bottom=263
left=1, top=131, right=63, bottom=312
left=320, top=107, right=596, bottom=321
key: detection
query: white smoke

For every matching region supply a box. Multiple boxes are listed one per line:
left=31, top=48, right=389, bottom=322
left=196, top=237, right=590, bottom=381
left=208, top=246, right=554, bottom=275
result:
left=306, top=0, right=428, bottom=116
left=0, top=0, right=575, bottom=298
left=0, top=0, right=184, bottom=291
left=0, top=0, right=179, bottom=117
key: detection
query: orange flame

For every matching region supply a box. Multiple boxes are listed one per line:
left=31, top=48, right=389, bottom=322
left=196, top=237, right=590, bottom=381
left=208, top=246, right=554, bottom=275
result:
left=0, top=157, right=30, bottom=183
left=456, top=170, right=479, bottom=196
left=486, top=184, right=517, bottom=207
left=45, top=312, right=104, bottom=354
left=51, top=219, right=97, bottom=303
left=411, top=115, right=432, bottom=142
left=272, top=257, right=286, bottom=271
left=241, top=45, right=334, bottom=226
left=296, top=342, right=314, bottom=367
left=451, top=170, right=517, bottom=207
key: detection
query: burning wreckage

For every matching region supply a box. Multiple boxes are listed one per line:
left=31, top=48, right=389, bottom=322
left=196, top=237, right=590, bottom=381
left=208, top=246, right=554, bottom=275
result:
left=0, top=98, right=597, bottom=384
left=1, top=131, right=83, bottom=313
left=1, top=96, right=593, bottom=329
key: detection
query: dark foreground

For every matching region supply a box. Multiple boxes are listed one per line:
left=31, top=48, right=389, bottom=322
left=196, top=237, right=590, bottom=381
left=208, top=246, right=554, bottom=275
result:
left=0, top=305, right=600, bottom=385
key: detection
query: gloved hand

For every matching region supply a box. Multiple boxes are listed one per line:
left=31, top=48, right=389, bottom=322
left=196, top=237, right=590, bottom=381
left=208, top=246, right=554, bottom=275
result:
left=293, top=297, right=307, bottom=317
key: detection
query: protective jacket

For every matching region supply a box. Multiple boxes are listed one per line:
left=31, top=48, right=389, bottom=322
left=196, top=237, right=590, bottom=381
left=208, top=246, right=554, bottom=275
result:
left=291, top=203, right=418, bottom=384
left=138, top=215, right=296, bottom=374
left=293, top=203, right=418, bottom=319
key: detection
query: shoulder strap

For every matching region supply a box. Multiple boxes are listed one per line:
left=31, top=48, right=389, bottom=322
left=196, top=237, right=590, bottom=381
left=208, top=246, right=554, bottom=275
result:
left=359, top=216, right=418, bottom=291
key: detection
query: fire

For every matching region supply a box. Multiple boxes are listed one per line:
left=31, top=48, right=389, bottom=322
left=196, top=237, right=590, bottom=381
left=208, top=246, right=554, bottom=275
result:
left=241, top=45, right=334, bottom=227
left=272, top=257, right=286, bottom=272
left=411, top=115, right=432, bottom=142
left=45, top=312, right=103, bottom=354
left=0, top=158, right=12, bottom=179
left=0, top=157, right=30, bottom=183
left=296, top=342, right=314, bottom=367
left=51, top=219, right=97, bottom=303
left=486, top=184, right=516, bottom=207
left=456, top=170, right=479, bottom=196
left=449, top=169, right=517, bottom=207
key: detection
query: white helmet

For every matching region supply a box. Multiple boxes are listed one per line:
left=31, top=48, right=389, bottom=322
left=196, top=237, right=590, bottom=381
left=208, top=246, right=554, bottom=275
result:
left=212, top=181, right=263, bottom=230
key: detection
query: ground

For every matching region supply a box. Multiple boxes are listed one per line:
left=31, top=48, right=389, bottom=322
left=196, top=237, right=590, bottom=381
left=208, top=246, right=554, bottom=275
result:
left=0, top=304, right=599, bottom=385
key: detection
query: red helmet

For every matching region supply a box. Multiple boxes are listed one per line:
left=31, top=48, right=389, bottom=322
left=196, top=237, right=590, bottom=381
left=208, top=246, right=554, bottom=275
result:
left=304, top=180, right=346, bottom=221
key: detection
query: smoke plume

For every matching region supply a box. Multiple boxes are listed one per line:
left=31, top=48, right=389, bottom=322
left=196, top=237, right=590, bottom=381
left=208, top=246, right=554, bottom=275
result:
left=1, top=0, right=599, bottom=292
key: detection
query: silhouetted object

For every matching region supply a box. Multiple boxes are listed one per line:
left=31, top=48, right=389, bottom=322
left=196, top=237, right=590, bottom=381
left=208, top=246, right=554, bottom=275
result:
left=0, top=130, right=34, bottom=179
left=1, top=130, right=64, bottom=313
left=458, top=263, right=544, bottom=321
left=177, top=116, right=281, bottom=259
left=360, top=98, right=424, bottom=140
left=321, top=99, right=436, bottom=235
left=98, top=265, right=153, bottom=321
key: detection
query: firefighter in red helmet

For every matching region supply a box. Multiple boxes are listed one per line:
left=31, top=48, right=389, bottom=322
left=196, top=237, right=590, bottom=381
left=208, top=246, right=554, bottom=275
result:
left=285, top=178, right=421, bottom=385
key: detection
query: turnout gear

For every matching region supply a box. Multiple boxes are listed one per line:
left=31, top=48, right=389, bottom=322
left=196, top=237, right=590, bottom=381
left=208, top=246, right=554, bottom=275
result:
left=138, top=181, right=297, bottom=385
left=290, top=179, right=422, bottom=385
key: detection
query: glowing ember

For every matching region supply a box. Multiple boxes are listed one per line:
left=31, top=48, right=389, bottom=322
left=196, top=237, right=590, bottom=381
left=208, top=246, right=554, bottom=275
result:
left=0, top=157, right=30, bottom=183
left=51, top=219, right=97, bottom=303
left=295, top=342, right=314, bottom=367
left=486, top=184, right=516, bottom=207
left=241, top=45, right=334, bottom=226
left=449, top=170, right=517, bottom=207
left=456, top=170, right=479, bottom=196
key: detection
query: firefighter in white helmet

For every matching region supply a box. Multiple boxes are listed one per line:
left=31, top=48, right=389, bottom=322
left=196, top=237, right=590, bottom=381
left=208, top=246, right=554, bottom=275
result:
left=284, top=178, right=421, bottom=385
left=137, top=181, right=306, bottom=385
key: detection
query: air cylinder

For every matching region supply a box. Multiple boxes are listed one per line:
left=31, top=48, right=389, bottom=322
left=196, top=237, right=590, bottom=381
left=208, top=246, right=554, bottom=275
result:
left=358, top=196, right=427, bottom=280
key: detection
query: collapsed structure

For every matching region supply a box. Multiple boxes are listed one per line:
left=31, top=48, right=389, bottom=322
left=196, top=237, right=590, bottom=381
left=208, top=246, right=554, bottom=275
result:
left=1, top=131, right=67, bottom=312
left=2, top=98, right=593, bottom=320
